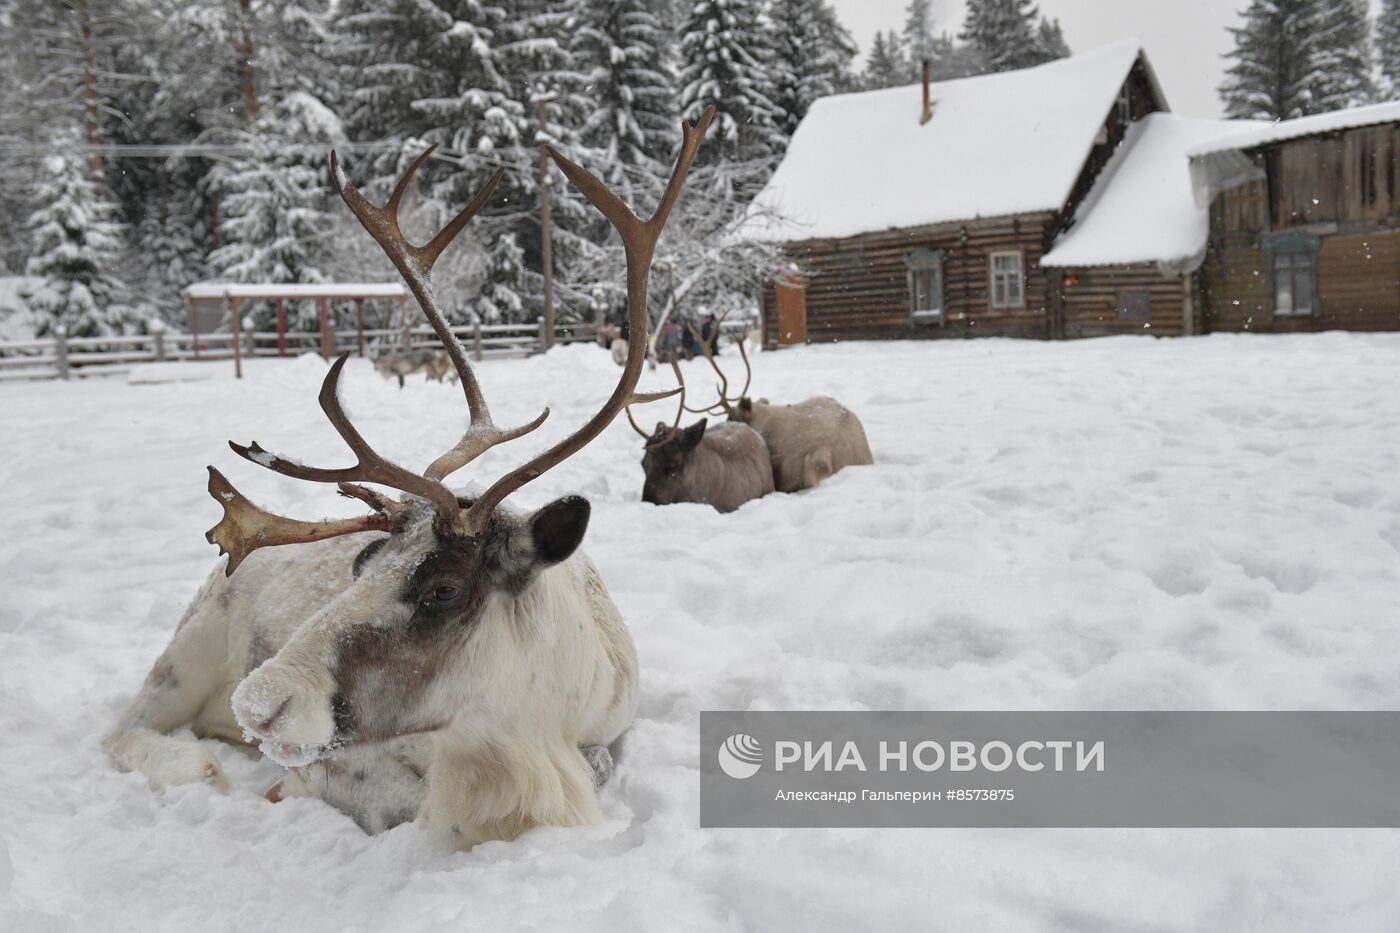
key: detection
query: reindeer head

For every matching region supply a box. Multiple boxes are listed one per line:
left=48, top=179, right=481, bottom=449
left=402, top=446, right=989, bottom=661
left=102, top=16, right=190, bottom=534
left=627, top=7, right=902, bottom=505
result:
left=629, top=358, right=710, bottom=506
left=212, top=110, right=713, bottom=766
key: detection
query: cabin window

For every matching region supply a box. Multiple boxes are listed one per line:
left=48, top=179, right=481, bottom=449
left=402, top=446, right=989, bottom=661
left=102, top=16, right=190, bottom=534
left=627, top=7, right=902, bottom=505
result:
left=989, top=251, right=1024, bottom=309
left=1118, top=291, right=1149, bottom=321
left=1272, top=251, right=1316, bottom=317
left=904, top=248, right=945, bottom=325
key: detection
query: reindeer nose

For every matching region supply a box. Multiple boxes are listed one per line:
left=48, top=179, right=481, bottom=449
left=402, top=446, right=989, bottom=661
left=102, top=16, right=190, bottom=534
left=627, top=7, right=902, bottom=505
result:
left=251, top=697, right=291, bottom=738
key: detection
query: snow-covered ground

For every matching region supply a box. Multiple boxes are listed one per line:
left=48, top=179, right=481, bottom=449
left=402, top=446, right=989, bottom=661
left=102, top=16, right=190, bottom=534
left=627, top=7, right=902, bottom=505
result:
left=2, top=334, right=1399, bottom=932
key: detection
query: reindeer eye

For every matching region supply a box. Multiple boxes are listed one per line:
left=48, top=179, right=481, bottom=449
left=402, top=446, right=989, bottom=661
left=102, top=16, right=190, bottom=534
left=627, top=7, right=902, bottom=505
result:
left=430, top=584, right=460, bottom=603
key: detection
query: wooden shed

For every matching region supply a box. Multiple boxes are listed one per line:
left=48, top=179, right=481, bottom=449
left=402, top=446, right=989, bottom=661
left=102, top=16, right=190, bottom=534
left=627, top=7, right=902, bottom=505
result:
left=737, top=41, right=1168, bottom=347
left=1190, top=102, right=1400, bottom=334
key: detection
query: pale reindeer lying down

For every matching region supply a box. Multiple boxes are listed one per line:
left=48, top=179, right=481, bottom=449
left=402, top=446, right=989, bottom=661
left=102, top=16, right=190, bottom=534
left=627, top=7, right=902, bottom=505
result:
left=693, top=333, right=874, bottom=492
left=105, top=109, right=715, bottom=848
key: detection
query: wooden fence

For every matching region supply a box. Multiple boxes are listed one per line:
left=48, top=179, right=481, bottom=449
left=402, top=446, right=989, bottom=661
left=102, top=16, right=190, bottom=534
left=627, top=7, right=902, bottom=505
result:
left=0, top=320, right=601, bottom=382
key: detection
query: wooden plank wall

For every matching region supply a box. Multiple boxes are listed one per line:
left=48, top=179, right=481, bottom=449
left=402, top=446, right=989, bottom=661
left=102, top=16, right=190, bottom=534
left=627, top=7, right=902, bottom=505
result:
left=761, top=213, right=1056, bottom=348
left=1201, top=123, right=1400, bottom=333
left=1058, top=265, right=1188, bottom=338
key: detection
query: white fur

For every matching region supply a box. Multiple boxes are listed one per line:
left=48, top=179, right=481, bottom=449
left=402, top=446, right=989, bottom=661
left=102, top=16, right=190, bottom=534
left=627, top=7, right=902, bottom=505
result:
left=105, top=508, right=638, bottom=849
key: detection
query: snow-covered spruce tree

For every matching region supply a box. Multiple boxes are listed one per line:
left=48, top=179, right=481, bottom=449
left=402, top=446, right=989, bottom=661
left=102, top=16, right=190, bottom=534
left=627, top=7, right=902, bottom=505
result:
left=1310, top=0, right=1375, bottom=111
left=768, top=0, right=857, bottom=139
left=1382, top=0, right=1400, bottom=95
left=863, top=31, right=909, bottom=89
left=565, top=0, right=674, bottom=201
left=24, top=142, right=129, bottom=337
left=903, top=0, right=935, bottom=63
left=206, top=94, right=340, bottom=328
left=1037, top=17, right=1071, bottom=61
left=329, top=0, right=527, bottom=322
left=677, top=0, right=782, bottom=162
left=1221, top=0, right=1373, bottom=120
left=960, top=0, right=1053, bottom=73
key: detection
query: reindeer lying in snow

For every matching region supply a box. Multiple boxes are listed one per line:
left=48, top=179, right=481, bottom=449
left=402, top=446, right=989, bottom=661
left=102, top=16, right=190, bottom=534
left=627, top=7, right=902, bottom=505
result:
left=693, top=333, right=874, bottom=492
left=105, top=108, right=714, bottom=847
left=374, top=347, right=455, bottom=388
left=627, top=358, right=773, bottom=513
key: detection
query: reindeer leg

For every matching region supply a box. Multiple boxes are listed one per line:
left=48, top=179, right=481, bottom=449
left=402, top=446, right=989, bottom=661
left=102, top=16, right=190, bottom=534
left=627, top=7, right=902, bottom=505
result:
left=103, top=577, right=234, bottom=792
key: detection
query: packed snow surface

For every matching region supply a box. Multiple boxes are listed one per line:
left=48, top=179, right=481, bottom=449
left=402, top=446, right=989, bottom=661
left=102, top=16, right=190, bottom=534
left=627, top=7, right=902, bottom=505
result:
left=1041, top=113, right=1265, bottom=269
left=3, top=336, right=1400, bottom=931
left=737, top=41, right=1147, bottom=242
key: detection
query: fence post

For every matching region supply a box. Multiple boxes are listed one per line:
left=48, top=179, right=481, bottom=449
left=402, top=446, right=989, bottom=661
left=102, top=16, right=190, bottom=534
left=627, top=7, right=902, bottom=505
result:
left=473, top=321, right=483, bottom=362
left=355, top=298, right=366, bottom=357
left=319, top=296, right=331, bottom=360
left=54, top=325, right=70, bottom=380
left=228, top=295, right=243, bottom=380
left=399, top=296, right=410, bottom=350
left=153, top=326, right=166, bottom=361
left=538, top=318, right=547, bottom=353
left=275, top=297, right=287, bottom=357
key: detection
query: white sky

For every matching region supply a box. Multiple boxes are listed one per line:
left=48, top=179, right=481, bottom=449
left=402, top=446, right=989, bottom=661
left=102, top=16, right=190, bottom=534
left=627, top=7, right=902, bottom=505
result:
left=829, top=0, right=1386, bottom=119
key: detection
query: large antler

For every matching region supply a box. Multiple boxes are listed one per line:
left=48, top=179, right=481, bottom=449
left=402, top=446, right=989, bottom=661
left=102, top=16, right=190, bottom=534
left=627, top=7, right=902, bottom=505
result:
left=458, top=106, right=714, bottom=535
left=330, top=147, right=549, bottom=482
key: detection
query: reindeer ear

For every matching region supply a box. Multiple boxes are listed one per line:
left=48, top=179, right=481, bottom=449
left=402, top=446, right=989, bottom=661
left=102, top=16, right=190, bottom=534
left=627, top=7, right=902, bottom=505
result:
left=680, top=419, right=707, bottom=450
left=528, top=496, right=590, bottom=567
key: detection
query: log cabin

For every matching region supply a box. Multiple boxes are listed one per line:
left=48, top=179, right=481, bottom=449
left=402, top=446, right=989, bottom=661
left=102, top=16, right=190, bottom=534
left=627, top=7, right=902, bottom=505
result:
left=741, top=42, right=1400, bottom=346
left=737, top=41, right=1170, bottom=347
left=1189, top=102, right=1400, bottom=334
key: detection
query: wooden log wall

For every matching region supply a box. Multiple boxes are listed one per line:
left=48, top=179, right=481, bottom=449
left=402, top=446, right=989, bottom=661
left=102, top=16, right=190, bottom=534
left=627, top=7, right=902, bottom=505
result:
left=1057, top=264, right=1189, bottom=338
left=761, top=212, right=1056, bottom=348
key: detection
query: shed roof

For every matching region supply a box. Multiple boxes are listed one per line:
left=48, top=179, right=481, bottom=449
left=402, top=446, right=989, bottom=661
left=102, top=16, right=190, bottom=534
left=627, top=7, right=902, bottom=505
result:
left=735, top=40, right=1157, bottom=243
left=185, top=282, right=406, bottom=300
left=1042, top=113, right=1265, bottom=270
left=1188, top=100, right=1400, bottom=156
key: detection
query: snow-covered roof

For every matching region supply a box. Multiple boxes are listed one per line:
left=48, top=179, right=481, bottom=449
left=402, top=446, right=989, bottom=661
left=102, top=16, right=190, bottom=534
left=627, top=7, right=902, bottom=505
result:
left=1188, top=100, right=1400, bottom=156
left=1042, top=113, right=1265, bottom=270
left=185, top=282, right=406, bottom=300
left=736, top=40, right=1156, bottom=243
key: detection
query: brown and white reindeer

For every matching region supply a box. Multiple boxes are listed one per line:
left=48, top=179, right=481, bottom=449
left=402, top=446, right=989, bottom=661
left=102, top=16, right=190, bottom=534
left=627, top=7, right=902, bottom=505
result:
left=691, top=331, right=874, bottom=493
left=627, top=358, right=774, bottom=513
left=104, top=108, right=714, bottom=847
left=373, top=347, right=455, bottom=388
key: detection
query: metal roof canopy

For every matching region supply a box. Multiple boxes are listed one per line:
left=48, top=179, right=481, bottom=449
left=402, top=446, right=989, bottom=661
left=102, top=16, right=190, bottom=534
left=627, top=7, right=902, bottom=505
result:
left=185, top=282, right=406, bottom=301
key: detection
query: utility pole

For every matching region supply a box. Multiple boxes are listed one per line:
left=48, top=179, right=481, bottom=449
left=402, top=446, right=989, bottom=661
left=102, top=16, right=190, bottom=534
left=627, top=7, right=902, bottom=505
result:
left=535, top=91, right=557, bottom=350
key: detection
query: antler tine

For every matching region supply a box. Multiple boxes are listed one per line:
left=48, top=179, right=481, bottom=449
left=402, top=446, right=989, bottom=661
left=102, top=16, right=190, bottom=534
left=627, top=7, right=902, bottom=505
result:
left=230, top=354, right=462, bottom=532
left=734, top=335, right=752, bottom=399
left=205, top=468, right=399, bottom=576
left=460, top=107, right=714, bottom=535
left=330, top=150, right=549, bottom=485
left=668, top=358, right=687, bottom=430
left=686, top=321, right=734, bottom=415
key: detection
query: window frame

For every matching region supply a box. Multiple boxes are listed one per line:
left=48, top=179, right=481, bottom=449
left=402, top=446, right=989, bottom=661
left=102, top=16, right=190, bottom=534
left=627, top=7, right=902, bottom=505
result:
left=1264, top=233, right=1320, bottom=320
left=1117, top=290, right=1150, bottom=321
left=904, top=247, right=945, bottom=325
left=988, top=250, right=1025, bottom=310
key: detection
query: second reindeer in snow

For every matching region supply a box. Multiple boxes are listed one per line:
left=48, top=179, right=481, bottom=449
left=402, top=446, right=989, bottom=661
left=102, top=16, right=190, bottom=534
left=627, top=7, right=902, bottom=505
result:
left=629, top=358, right=774, bottom=513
